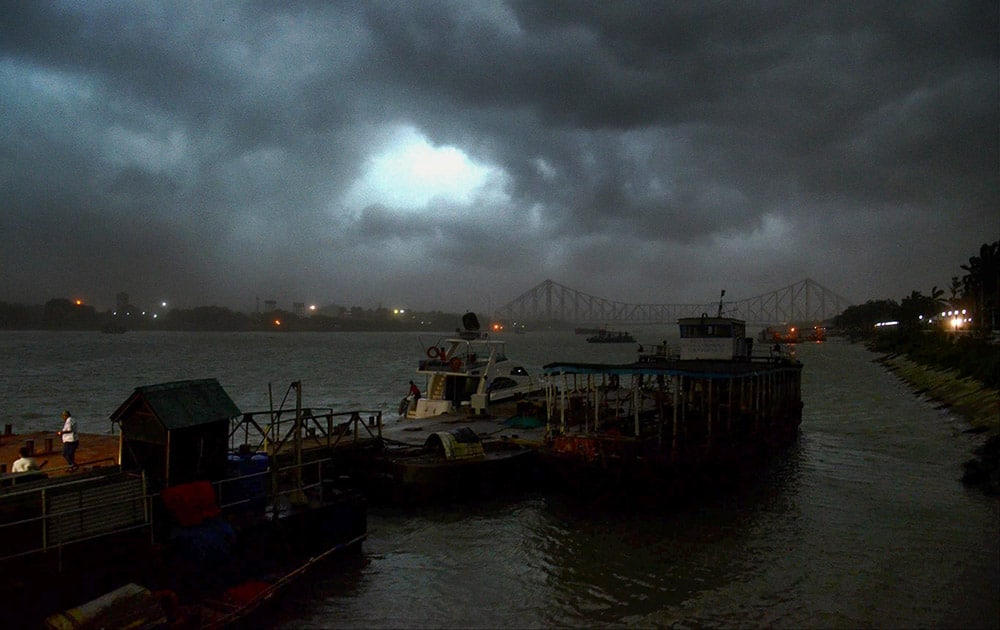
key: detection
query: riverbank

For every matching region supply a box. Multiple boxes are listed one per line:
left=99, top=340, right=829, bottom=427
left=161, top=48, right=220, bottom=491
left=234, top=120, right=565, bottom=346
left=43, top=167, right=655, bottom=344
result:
left=875, top=352, right=1000, bottom=495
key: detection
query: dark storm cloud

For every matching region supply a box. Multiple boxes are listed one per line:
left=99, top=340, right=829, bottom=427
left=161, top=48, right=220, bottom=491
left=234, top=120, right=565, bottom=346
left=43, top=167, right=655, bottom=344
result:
left=1, top=1, right=996, bottom=313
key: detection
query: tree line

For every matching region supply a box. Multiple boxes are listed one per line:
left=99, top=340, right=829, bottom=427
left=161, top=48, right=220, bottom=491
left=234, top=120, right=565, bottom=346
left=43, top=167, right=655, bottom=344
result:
left=832, top=240, right=999, bottom=338
left=832, top=240, right=999, bottom=389
left=0, top=300, right=458, bottom=332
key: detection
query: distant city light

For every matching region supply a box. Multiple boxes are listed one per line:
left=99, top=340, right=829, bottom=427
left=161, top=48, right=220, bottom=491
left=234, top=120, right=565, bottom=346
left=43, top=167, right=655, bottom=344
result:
left=309, top=305, right=317, bottom=311
left=74, top=299, right=83, bottom=306
left=874, top=321, right=899, bottom=328
left=161, top=301, right=167, bottom=308
left=274, top=319, right=281, bottom=326
left=394, top=308, right=406, bottom=315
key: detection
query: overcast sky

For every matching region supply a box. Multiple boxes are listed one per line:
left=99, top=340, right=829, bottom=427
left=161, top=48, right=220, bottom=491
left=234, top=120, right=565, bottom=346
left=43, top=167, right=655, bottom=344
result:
left=2, top=1, right=997, bottom=314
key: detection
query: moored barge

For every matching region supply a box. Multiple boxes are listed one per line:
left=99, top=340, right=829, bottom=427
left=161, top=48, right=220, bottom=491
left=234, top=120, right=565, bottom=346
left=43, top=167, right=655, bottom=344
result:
left=540, top=314, right=803, bottom=499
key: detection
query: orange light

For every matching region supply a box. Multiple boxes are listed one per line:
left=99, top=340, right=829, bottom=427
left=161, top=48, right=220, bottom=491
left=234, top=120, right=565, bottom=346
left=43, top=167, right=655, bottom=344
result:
left=74, top=299, right=83, bottom=306
left=274, top=319, right=281, bottom=326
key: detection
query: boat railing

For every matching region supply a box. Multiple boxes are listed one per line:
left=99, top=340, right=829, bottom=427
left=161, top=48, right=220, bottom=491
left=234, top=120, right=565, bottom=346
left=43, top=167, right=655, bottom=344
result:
left=229, top=408, right=385, bottom=455
left=0, top=470, right=151, bottom=564
left=0, top=456, right=118, bottom=489
left=215, top=456, right=333, bottom=515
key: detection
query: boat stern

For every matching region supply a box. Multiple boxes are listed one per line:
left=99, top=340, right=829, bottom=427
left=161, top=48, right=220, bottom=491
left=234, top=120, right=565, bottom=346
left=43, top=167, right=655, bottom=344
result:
left=407, top=398, right=454, bottom=419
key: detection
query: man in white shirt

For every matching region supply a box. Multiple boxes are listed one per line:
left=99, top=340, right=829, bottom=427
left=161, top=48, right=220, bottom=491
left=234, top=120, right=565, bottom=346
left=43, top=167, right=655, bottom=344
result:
left=57, top=410, right=79, bottom=470
left=11, top=446, right=46, bottom=473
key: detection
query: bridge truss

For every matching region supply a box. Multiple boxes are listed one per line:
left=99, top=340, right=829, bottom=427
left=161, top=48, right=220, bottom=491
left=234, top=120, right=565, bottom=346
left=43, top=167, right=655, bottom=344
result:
left=493, top=278, right=853, bottom=326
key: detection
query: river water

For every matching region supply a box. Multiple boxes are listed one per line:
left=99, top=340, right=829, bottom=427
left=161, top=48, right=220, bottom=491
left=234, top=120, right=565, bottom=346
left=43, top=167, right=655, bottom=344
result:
left=3, top=330, right=998, bottom=628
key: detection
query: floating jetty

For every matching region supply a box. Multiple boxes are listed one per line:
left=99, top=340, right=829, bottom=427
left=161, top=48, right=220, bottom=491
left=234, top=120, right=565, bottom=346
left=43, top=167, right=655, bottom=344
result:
left=0, top=427, right=120, bottom=481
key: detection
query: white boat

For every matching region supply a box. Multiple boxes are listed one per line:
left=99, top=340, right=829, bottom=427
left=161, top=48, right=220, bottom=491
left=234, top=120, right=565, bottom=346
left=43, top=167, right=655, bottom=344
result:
left=403, top=312, right=541, bottom=419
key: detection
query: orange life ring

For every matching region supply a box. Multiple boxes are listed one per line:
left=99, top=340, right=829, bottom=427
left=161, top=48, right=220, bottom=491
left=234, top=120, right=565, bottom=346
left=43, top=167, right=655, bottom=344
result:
left=449, top=357, right=463, bottom=371
left=426, top=346, right=440, bottom=359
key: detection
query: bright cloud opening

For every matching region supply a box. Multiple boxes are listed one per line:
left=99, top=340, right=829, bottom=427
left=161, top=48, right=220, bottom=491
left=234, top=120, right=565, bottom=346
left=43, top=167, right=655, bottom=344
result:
left=344, top=125, right=506, bottom=211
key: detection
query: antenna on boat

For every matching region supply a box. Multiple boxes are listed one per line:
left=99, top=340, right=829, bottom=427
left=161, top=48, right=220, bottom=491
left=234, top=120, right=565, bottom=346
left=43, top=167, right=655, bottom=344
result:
left=717, top=289, right=726, bottom=317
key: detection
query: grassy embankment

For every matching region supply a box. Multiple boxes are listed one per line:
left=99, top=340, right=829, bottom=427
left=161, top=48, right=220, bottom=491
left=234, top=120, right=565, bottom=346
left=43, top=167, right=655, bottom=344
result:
left=867, top=331, right=999, bottom=495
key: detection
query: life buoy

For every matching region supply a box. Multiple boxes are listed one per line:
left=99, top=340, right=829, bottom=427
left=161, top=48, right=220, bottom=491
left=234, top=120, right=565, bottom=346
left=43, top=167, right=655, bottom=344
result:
left=426, top=346, right=440, bottom=359
left=449, top=357, right=463, bottom=372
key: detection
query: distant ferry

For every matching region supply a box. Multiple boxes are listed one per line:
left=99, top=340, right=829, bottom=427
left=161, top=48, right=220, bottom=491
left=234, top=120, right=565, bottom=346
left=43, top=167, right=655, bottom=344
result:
left=586, top=329, right=636, bottom=344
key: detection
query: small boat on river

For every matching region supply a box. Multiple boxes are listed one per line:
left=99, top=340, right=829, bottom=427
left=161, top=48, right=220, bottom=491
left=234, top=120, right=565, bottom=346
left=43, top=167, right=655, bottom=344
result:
left=540, top=308, right=803, bottom=501
left=401, top=312, right=543, bottom=419
left=586, top=329, right=636, bottom=343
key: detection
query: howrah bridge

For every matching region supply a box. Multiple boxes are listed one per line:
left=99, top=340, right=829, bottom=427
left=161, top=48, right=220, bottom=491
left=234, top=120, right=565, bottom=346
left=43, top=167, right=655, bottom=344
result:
left=492, top=278, right=852, bottom=327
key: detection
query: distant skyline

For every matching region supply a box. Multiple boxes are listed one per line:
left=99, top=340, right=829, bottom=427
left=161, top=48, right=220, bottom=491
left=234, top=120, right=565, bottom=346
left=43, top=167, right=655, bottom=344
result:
left=2, top=2, right=997, bottom=313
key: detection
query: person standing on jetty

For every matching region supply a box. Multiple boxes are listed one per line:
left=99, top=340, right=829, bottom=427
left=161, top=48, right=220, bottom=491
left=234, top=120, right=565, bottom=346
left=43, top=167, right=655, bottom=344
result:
left=57, top=410, right=79, bottom=471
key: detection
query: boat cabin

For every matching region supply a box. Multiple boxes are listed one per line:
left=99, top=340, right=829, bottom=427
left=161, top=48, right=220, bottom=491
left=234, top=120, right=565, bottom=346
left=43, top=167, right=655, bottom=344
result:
left=111, top=379, right=240, bottom=490
left=677, top=316, right=752, bottom=361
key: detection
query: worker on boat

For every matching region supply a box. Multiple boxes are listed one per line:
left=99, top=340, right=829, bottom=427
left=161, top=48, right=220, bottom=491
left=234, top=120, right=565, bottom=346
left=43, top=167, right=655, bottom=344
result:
left=57, top=409, right=79, bottom=471
left=11, top=446, right=47, bottom=473
left=409, top=380, right=421, bottom=401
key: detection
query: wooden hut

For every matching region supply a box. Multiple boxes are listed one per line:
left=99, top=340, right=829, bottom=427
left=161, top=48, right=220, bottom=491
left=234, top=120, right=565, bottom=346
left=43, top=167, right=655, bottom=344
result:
left=110, top=379, right=240, bottom=490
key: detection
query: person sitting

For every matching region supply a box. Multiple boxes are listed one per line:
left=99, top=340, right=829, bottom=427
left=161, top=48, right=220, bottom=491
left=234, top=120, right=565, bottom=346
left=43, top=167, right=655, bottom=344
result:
left=11, top=446, right=47, bottom=473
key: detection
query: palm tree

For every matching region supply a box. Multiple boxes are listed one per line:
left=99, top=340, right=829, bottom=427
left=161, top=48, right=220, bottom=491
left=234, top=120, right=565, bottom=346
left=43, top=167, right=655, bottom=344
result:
left=961, top=241, right=1000, bottom=333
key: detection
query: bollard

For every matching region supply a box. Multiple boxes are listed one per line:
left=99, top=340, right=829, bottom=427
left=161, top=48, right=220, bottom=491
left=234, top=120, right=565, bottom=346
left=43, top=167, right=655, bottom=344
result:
left=25, top=439, right=34, bottom=456
left=45, top=437, right=54, bottom=454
